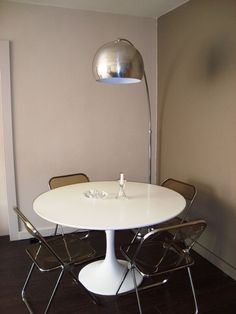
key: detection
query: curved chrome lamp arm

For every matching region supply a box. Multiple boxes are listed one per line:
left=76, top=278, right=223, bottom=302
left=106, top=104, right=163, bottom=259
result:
left=144, top=71, right=152, bottom=184
left=118, top=39, right=152, bottom=183
left=117, top=40, right=152, bottom=183
left=93, top=38, right=152, bottom=183
left=116, top=38, right=135, bottom=46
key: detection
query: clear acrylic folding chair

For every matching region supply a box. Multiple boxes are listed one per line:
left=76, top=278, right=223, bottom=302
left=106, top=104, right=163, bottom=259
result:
left=49, top=173, right=90, bottom=238
left=117, top=219, right=207, bottom=314
left=14, top=207, right=99, bottom=314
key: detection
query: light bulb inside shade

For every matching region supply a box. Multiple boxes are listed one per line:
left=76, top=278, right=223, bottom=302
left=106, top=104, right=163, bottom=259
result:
left=96, top=78, right=142, bottom=84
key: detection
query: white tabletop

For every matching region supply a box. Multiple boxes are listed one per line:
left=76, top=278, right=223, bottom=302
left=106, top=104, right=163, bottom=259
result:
left=33, top=181, right=186, bottom=230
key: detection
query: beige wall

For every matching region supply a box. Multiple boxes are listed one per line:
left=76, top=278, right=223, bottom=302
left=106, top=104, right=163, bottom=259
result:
left=158, top=0, right=236, bottom=278
left=0, top=1, right=157, bottom=233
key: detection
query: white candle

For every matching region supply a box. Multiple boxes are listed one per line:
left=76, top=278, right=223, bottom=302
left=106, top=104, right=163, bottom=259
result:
left=120, top=173, right=124, bottom=185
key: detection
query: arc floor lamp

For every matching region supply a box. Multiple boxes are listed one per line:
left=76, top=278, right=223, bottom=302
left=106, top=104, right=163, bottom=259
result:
left=92, top=38, right=152, bottom=183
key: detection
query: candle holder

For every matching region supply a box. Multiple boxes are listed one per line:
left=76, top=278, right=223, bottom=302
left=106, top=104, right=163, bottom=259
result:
left=116, top=173, right=128, bottom=199
left=116, top=179, right=127, bottom=199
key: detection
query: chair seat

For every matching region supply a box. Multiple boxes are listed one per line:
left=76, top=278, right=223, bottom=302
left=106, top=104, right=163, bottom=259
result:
left=122, top=237, right=194, bottom=277
left=26, top=233, right=95, bottom=271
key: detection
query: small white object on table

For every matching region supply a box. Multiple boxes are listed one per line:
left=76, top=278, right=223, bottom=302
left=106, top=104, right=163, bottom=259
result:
left=33, top=181, right=186, bottom=295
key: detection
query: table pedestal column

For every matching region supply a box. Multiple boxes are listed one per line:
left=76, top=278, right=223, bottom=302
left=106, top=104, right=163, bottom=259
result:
left=79, top=230, right=143, bottom=295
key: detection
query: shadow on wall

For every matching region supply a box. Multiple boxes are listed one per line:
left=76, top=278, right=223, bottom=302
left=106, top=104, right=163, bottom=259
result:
left=189, top=181, right=236, bottom=271
left=159, top=31, right=236, bottom=128
left=196, top=34, right=236, bottom=82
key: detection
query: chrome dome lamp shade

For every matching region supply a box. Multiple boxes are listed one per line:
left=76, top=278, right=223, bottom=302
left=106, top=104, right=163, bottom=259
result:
left=93, top=39, right=144, bottom=84
left=92, top=38, right=152, bottom=183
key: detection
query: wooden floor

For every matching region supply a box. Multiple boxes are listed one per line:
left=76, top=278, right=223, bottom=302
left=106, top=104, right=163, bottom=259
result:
left=1, top=230, right=236, bottom=314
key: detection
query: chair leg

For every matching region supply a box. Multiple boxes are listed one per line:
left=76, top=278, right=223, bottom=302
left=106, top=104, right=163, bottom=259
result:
left=54, top=224, right=59, bottom=236
left=22, top=261, right=64, bottom=314
left=131, top=268, right=143, bottom=314
left=187, top=267, right=199, bottom=314
left=129, top=229, right=142, bottom=249
left=22, top=262, right=36, bottom=314
left=44, top=268, right=64, bottom=314
left=68, top=269, right=100, bottom=305
left=116, top=267, right=130, bottom=295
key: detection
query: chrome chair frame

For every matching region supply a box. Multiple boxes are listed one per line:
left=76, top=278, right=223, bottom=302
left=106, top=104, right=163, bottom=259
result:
left=14, top=207, right=99, bottom=314
left=117, top=220, right=207, bottom=314
left=48, top=172, right=90, bottom=237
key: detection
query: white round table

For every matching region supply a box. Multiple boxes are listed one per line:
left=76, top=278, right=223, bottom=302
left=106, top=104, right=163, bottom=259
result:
left=33, top=181, right=186, bottom=295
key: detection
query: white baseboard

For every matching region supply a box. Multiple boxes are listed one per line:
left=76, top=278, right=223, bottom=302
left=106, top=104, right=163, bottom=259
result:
left=194, top=242, right=236, bottom=281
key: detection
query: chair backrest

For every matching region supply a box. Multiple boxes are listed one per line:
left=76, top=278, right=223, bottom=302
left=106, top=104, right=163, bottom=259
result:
left=49, top=173, right=89, bottom=190
left=134, top=220, right=206, bottom=274
left=13, top=207, right=64, bottom=264
left=14, top=207, right=42, bottom=240
left=161, top=178, right=197, bottom=218
left=161, top=178, right=196, bottom=202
